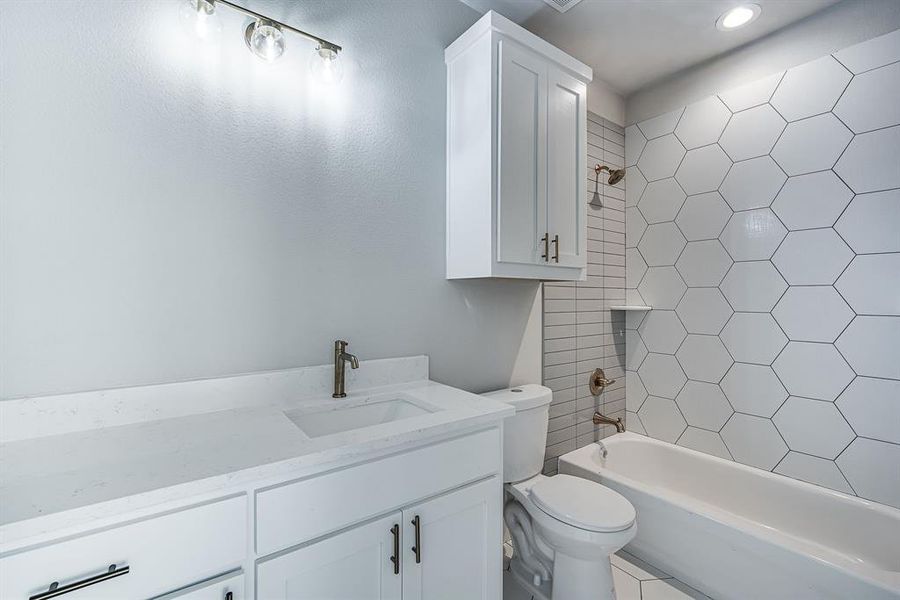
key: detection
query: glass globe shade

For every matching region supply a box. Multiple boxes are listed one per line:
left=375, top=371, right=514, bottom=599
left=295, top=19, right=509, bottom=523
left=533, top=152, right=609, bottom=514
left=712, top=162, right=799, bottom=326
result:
left=180, top=0, right=222, bottom=41
left=246, top=21, right=285, bottom=62
left=310, top=45, right=344, bottom=85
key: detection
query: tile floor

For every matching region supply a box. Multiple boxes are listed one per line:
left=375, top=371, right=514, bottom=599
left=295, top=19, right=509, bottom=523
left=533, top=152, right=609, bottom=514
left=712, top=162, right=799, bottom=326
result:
left=608, top=551, right=710, bottom=600
left=503, top=543, right=711, bottom=600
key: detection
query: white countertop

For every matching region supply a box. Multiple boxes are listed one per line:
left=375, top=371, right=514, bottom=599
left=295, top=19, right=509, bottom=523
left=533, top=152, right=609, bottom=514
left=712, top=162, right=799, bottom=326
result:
left=0, top=357, right=514, bottom=550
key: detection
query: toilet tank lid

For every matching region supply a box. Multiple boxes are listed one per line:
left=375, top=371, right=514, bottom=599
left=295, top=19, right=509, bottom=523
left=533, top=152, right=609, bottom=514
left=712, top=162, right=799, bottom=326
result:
left=482, top=384, right=552, bottom=411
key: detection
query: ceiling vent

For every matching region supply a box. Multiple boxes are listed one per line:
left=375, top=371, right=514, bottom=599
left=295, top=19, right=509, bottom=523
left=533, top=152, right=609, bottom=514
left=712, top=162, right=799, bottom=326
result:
left=540, top=0, right=585, bottom=13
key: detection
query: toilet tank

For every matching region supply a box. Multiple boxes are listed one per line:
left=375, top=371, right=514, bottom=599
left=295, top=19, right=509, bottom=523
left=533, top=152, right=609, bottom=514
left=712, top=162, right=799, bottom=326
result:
left=483, top=384, right=553, bottom=483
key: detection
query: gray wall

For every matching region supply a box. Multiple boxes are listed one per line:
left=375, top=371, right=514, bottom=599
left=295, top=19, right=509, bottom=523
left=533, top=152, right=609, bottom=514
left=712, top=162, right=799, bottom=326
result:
left=542, top=112, right=627, bottom=476
left=627, top=0, right=900, bottom=125
left=0, top=0, right=541, bottom=399
left=624, top=29, right=900, bottom=509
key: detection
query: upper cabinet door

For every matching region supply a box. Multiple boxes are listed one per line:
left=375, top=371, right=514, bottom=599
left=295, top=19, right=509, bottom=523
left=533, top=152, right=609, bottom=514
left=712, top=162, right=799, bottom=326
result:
left=497, top=39, right=548, bottom=267
left=547, top=66, right=587, bottom=268
left=256, top=512, right=402, bottom=600
left=401, top=478, right=502, bottom=600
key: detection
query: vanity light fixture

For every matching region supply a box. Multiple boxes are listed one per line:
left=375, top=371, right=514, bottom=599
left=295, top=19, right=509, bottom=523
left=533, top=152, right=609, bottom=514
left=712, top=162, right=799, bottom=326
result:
left=182, top=0, right=344, bottom=83
left=716, top=4, right=761, bottom=31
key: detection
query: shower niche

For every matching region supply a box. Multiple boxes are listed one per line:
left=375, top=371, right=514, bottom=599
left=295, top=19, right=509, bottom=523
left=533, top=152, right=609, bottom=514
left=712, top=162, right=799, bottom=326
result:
left=445, top=11, right=592, bottom=280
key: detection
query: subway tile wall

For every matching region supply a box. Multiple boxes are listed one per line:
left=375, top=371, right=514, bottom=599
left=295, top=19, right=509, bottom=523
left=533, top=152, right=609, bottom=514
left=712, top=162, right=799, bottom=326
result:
left=623, top=29, right=900, bottom=509
left=542, top=112, right=627, bottom=476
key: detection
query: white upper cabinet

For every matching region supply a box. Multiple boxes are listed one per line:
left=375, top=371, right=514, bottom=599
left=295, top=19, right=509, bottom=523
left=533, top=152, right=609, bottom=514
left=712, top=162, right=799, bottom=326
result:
left=446, top=11, right=591, bottom=280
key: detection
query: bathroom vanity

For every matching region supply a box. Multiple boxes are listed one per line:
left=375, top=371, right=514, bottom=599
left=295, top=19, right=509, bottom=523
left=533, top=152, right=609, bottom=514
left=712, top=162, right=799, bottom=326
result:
left=0, top=357, right=513, bottom=600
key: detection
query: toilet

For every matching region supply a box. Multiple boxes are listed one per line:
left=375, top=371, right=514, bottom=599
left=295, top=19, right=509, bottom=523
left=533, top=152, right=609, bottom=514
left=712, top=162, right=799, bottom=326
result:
left=484, top=384, right=636, bottom=600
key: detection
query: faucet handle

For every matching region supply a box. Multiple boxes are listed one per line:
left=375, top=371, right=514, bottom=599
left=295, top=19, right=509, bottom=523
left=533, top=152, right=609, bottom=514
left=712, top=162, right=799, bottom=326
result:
left=335, top=339, right=348, bottom=351
left=589, top=368, right=616, bottom=395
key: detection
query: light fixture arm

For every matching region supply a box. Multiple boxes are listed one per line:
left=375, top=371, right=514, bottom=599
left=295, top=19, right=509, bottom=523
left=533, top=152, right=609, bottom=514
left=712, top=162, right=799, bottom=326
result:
left=212, top=0, right=342, bottom=53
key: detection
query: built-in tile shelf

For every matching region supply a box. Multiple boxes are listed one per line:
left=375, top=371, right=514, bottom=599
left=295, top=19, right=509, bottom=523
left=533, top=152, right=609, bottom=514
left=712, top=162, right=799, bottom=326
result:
left=610, top=305, right=652, bottom=311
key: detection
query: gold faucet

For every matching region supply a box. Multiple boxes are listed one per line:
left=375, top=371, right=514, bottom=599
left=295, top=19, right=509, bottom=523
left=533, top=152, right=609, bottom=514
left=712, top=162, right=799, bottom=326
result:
left=333, top=340, right=359, bottom=398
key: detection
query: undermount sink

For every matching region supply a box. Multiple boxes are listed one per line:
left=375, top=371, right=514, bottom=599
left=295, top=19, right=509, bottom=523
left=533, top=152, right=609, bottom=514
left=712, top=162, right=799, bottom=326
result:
left=284, top=397, right=436, bottom=438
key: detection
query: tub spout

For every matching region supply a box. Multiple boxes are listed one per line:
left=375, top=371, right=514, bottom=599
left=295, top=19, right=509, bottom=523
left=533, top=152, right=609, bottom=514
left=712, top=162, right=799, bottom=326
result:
left=593, top=411, right=625, bottom=433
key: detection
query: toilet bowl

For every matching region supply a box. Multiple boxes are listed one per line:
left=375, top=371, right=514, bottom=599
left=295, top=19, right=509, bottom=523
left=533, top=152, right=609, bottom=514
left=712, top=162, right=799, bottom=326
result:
left=506, top=474, right=636, bottom=600
left=484, top=385, right=637, bottom=600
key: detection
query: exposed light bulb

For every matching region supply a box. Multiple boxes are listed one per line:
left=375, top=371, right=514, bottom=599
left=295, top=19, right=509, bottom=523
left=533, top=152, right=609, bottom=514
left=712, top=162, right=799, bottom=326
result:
left=245, top=20, right=285, bottom=62
left=310, top=45, right=344, bottom=85
left=716, top=4, right=760, bottom=31
left=180, top=0, right=222, bottom=41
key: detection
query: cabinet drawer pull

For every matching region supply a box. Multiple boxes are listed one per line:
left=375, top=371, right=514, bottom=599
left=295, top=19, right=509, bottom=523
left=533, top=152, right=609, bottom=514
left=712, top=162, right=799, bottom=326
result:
left=390, top=523, right=400, bottom=575
left=411, top=515, right=422, bottom=564
left=29, top=564, right=130, bottom=600
left=551, top=234, right=559, bottom=263
left=225, top=592, right=233, bottom=600
left=540, top=234, right=549, bottom=262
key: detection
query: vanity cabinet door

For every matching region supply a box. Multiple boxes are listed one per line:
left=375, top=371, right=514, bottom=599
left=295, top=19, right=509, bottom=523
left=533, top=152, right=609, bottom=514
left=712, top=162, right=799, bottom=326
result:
left=546, top=65, right=587, bottom=269
left=401, top=477, right=502, bottom=600
left=256, top=512, right=402, bottom=600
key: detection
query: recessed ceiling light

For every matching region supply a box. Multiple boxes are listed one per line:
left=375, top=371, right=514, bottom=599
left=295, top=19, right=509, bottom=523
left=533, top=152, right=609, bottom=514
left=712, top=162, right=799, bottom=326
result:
left=716, top=4, right=761, bottom=31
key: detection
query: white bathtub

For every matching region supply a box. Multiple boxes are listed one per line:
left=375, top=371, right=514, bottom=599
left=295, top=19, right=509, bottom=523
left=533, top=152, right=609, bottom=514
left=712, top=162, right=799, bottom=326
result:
left=560, top=433, right=900, bottom=600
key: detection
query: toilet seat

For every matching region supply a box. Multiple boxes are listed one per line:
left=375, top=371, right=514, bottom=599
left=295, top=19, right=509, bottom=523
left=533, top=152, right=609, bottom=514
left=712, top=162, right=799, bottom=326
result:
left=529, top=474, right=635, bottom=533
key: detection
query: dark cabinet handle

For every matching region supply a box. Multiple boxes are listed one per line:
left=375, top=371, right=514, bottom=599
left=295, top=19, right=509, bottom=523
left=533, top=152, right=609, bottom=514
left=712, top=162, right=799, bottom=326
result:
left=225, top=592, right=233, bottom=600
left=411, top=515, right=422, bottom=564
left=540, top=234, right=549, bottom=262
left=390, top=523, right=400, bottom=575
left=551, top=234, right=559, bottom=263
left=29, top=564, right=130, bottom=600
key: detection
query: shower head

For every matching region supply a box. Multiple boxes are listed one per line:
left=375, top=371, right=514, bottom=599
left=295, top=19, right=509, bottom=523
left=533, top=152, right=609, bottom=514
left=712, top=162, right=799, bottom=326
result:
left=595, top=164, right=626, bottom=186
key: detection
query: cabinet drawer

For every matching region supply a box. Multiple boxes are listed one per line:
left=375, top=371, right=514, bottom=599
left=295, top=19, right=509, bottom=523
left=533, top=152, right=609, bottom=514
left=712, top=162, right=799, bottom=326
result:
left=152, top=569, right=244, bottom=600
left=256, top=428, right=500, bottom=555
left=0, top=495, right=246, bottom=600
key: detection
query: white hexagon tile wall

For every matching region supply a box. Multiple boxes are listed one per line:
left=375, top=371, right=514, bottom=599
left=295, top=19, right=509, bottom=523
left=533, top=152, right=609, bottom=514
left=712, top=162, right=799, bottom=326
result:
left=623, top=29, right=900, bottom=510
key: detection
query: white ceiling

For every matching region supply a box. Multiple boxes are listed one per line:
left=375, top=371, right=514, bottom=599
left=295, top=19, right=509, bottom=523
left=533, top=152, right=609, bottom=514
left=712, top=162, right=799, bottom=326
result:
left=459, top=0, right=842, bottom=94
